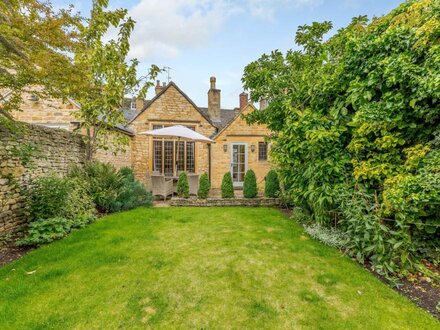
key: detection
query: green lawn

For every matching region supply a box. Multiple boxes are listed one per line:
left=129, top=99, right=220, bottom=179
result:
left=0, top=207, right=438, bottom=329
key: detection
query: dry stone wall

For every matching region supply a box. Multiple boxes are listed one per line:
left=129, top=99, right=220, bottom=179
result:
left=0, top=123, right=86, bottom=234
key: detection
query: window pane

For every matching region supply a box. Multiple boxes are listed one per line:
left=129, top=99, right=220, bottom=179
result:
left=258, top=142, right=268, bottom=161
left=153, top=141, right=163, bottom=173
left=164, top=141, right=174, bottom=176
left=186, top=142, right=195, bottom=173
left=176, top=141, right=185, bottom=172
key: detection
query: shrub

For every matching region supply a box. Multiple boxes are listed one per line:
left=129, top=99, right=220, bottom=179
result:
left=108, top=168, right=152, bottom=212
left=302, top=223, right=348, bottom=250
left=221, top=172, right=234, bottom=198
left=243, top=170, right=257, bottom=198
left=265, top=170, right=280, bottom=198
left=197, top=173, right=210, bottom=199
left=177, top=172, right=190, bottom=198
left=18, top=214, right=96, bottom=246
left=69, top=163, right=152, bottom=213
left=68, top=162, right=122, bottom=213
left=28, top=176, right=94, bottom=221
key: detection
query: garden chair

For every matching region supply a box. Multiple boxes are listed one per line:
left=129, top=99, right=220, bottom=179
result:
left=151, top=175, right=174, bottom=200
left=188, top=174, right=199, bottom=196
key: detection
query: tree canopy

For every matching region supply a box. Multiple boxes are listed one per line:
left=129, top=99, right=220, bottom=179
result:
left=242, top=0, right=439, bottom=276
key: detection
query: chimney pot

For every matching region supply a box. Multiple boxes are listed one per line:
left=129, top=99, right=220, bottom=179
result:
left=210, top=76, right=216, bottom=89
left=239, top=92, right=249, bottom=110
left=155, top=80, right=162, bottom=95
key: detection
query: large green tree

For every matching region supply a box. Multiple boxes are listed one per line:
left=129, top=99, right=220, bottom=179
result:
left=71, top=0, right=159, bottom=159
left=0, top=0, right=80, bottom=124
left=242, top=0, right=439, bottom=275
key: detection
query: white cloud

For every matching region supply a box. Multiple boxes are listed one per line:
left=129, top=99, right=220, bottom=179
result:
left=127, top=0, right=240, bottom=61
left=247, top=0, right=323, bottom=21
left=126, top=0, right=323, bottom=61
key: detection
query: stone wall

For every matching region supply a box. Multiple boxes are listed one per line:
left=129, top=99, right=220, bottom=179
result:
left=128, top=84, right=216, bottom=187
left=0, top=123, right=86, bottom=234
left=170, top=197, right=281, bottom=207
left=211, top=104, right=273, bottom=190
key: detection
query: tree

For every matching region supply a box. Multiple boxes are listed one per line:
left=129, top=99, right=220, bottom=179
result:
left=221, top=172, right=234, bottom=198
left=177, top=172, right=189, bottom=198
left=242, top=0, right=440, bottom=275
left=0, top=0, right=80, bottom=125
left=197, top=173, right=210, bottom=199
left=71, top=0, right=160, bottom=160
left=243, top=169, right=257, bottom=198
left=265, top=170, right=280, bottom=198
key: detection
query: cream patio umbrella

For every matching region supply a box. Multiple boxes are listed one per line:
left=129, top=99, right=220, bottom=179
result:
left=138, top=125, right=214, bottom=175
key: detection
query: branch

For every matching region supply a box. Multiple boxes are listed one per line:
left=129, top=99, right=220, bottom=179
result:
left=0, top=34, right=28, bottom=60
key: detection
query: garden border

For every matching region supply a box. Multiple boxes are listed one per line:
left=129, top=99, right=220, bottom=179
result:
left=170, top=197, right=281, bottom=207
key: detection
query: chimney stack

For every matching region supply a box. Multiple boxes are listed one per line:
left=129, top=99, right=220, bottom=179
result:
left=208, top=76, right=221, bottom=122
left=155, top=80, right=163, bottom=95
left=239, top=92, right=249, bottom=110
left=259, top=98, right=268, bottom=110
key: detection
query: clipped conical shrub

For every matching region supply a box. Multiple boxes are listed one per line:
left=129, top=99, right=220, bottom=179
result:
left=243, top=169, right=257, bottom=198
left=221, top=172, right=234, bottom=198
left=197, top=173, right=210, bottom=199
left=177, top=172, right=189, bottom=198
left=265, top=170, right=280, bottom=198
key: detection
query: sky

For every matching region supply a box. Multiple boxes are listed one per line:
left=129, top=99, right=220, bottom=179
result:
left=53, top=0, right=403, bottom=109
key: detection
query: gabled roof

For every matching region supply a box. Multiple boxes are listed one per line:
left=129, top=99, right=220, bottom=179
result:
left=213, top=103, right=257, bottom=139
left=128, top=81, right=214, bottom=126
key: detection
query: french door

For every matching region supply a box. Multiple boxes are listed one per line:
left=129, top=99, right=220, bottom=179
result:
left=230, top=143, right=247, bottom=187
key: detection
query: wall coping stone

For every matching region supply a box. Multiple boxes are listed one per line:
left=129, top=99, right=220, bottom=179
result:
left=170, top=197, right=281, bottom=207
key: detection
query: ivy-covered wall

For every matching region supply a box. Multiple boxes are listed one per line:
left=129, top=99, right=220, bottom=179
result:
left=0, top=123, right=86, bottom=234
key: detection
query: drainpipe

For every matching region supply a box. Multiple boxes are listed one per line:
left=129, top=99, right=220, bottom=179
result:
left=208, top=144, right=212, bottom=184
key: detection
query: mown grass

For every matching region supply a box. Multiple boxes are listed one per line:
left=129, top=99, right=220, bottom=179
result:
left=0, top=207, right=438, bottom=329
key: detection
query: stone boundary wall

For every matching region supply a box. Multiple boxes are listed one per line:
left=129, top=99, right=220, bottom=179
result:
left=170, top=197, right=281, bottom=207
left=0, top=123, right=86, bottom=234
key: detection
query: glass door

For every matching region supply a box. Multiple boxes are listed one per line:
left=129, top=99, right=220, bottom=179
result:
left=231, top=143, right=247, bottom=187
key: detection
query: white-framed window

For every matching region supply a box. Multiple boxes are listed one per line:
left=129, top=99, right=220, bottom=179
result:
left=130, top=99, right=137, bottom=110
left=152, top=124, right=196, bottom=175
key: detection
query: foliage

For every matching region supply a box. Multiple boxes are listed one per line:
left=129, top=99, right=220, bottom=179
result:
left=197, top=173, right=210, bottom=199
left=265, top=170, right=280, bottom=198
left=10, top=142, right=43, bottom=167
left=18, top=214, right=95, bottom=246
left=68, top=162, right=152, bottom=213
left=221, top=172, right=234, bottom=198
left=71, top=0, right=160, bottom=160
left=302, top=223, right=348, bottom=250
left=108, top=167, right=152, bottom=212
left=243, top=170, right=258, bottom=198
left=242, top=0, right=440, bottom=276
left=68, top=162, right=122, bottom=213
left=28, top=175, right=94, bottom=221
left=0, top=0, right=80, bottom=125
left=177, top=172, right=190, bottom=198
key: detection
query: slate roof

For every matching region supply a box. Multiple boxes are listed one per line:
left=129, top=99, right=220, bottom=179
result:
left=126, top=82, right=243, bottom=138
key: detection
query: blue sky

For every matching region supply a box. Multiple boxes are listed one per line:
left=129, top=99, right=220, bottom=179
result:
left=54, top=0, right=403, bottom=108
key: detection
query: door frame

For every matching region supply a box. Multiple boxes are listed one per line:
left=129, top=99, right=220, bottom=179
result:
left=230, top=142, right=248, bottom=188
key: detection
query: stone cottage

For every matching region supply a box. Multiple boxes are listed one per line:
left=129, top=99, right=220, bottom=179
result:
left=7, top=77, right=273, bottom=190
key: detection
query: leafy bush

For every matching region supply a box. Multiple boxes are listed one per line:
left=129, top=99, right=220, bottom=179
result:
left=302, top=223, right=347, bottom=250
left=197, top=173, right=210, bottom=199
left=243, top=170, right=257, bottom=198
left=265, top=170, right=280, bottom=198
left=177, top=172, right=189, bottom=198
left=18, top=214, right=95, bottom=246
left=69, top=162, right=151, bottom=213
left=107, top=168, right=152, bottom=212
left=68, top=162, right=122, bottom=213
left=242, top=1, right=440, bottom=276
left=28, top=175, right=94, bottom=221
left=221, top=172, right=234, bottom=198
